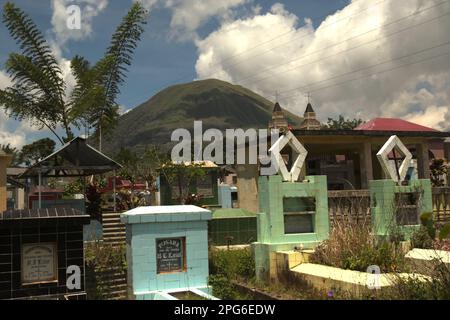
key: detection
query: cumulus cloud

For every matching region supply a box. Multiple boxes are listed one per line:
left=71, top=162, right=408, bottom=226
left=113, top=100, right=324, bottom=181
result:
left=51, top=0, right=108, bottom=46
left=195, top=0, right=450, bottom=131
left=0, top=72, right=26, bottom=148
left=0, top=0, right=102, bottom=147
left=164, top=0, right=248, bottom=41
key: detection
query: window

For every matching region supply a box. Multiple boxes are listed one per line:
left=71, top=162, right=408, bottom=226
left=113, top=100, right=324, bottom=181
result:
left=156, top=237, right=186, bottom=274
left=283, top=197, right=315, bottom=234
left=395, top=192, right=420, bottom=226
left=21, top=243, right=58, bottom=285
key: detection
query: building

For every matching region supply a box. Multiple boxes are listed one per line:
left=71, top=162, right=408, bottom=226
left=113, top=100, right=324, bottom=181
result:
left=268, top=102, right=289, bottom=132
left=0, top=151, right=12, bottom=213
left=235, top=102, right=450, bottom=213
left=299, top=103, right=321, bottom=130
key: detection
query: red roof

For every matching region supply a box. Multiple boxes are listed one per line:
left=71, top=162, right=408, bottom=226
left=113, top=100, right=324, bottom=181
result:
left=354, top=118, right=439, bottom=132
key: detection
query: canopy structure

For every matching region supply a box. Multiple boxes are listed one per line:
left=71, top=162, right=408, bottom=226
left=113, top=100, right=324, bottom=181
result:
left=19, top=137, right=122, bottom=211
left=19, top=137, right=122, bottom=178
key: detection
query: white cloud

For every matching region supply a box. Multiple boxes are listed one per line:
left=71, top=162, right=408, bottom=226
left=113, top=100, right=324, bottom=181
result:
left=136, top=0, right=159, bottom=10
left=51, top=0, right=108, bottom=46
left=195, top=0, right=450, bottom=131
left=0, top=72, right=23, bottom=148
left=164, top=0, right=248, bottom=41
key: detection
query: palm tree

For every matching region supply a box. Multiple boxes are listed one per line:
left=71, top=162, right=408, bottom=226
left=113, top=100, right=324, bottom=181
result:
left=0, top=2, right=148, bottom=147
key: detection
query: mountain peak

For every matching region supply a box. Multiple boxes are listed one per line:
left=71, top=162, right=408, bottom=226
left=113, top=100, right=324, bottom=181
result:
left=103, top=79, right=303, bottom=154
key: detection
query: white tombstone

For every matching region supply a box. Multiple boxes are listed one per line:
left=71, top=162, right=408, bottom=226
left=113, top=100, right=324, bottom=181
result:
left=376, top=135, right=412, bottom=182
left=269, top=131, right=308, bottom=182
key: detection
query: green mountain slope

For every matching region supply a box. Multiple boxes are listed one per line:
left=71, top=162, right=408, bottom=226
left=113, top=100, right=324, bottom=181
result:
left=102, top=79, right=303, bottom=154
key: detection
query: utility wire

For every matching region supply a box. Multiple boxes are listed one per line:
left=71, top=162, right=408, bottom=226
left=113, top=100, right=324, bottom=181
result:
left=149, top=0, right=390, bottom=93
left=236, top=6, right=450, bottom=85
left=278, top=40, right=450, bottom=100
left=219, top=0, right=450, bottom=71
left=216, top=0, right=389, bottom=68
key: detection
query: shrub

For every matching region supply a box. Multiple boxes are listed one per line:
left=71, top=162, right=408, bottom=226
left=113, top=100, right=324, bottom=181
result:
left=85, top=242, right=127, bottom=300
left=411, top=226, right=434, bottom=249
left=208, top=248, right=255, bottom=300
left=209, top=248, right=255, bottom=279
left=381, top=259, right=450, bottom=300
left=310, top=220, right=405, bottom=272
left=208, top=275, right=238, bottom=300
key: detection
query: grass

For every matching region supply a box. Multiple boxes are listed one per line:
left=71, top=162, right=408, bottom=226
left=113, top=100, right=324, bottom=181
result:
left=310, top=219, right=406, bottom=273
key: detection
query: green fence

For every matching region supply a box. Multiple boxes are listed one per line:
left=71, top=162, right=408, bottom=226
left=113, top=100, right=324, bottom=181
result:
left=209, top=216, right=257, bottom=246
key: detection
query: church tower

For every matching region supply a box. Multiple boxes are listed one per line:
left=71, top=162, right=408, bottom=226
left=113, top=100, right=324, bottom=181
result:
left=268, top=102, right=289, bottom=132
left=299, top=102, right=321, bottom=130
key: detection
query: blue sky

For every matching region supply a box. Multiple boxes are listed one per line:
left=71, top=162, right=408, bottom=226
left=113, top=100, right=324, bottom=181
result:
left=1, top=0, right=449, bottom=147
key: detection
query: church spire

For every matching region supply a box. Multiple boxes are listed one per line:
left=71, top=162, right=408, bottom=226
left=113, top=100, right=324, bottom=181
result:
left=299, top=100, right=321, bottom=130
left=269, top=101, right=288, bottom=132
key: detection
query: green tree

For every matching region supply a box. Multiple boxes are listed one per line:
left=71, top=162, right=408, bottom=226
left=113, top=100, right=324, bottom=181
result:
left=19, top=138, right=55, bottom=166
left=0, top=2, right=148, bottom=146
left=322, top=115, right=364, bottom=130
left=70, top=3, right=148, bottom=150
left=160, top=162, right=207, bottom=205
left=430, top=158, right=448, bottom=187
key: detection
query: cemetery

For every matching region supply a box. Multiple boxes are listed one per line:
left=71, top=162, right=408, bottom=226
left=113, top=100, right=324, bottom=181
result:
left=2, top=0, right=450, bottom=305
left=1, top=124, right=449, bottom=300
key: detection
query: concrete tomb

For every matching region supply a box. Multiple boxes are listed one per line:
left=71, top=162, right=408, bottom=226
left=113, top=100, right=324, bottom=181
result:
left=252, top=132, right=330, bottom=281
left=0, top=208, right=90, bottom=300
left=121, top=205, right=217, bottom=300
left=370, top=135, right=433, bottom=239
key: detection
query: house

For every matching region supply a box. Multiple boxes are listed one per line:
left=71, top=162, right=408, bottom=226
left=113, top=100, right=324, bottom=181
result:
left=235, top=101, right=450, bottom=213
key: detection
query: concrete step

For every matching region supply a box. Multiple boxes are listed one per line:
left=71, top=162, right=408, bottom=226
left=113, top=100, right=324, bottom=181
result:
left=102, top=217, right=121, bottom=223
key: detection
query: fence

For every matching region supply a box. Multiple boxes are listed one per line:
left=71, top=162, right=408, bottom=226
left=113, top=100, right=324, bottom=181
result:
left=327, top=187, right=450, bottom=225
left=432, top=187, right=450, bottom=222
left=327, top=190, right=371, bottom=226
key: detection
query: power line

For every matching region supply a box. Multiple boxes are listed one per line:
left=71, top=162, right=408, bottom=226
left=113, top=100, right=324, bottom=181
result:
left=216, top=0, right=389, bottom=68
left=235, top=7, right=450, bottom=84
left=307, top=49, right=450, bottom=95
left=278, top=40, right=450, bottom=100
left=150, top=0, right=390, bottom=93
left=219, top=0, right=450, bottom=71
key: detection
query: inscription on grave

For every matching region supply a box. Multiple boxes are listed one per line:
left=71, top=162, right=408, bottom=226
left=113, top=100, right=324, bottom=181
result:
left=21, top=243, right=57, bottom=284
left=156, top=237, right=185, bottom=274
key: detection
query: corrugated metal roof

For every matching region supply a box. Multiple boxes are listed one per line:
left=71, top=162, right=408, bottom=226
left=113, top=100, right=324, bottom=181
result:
left=355, top=118, right=439, bottom=132
left=0, top=208, right=89, bottom=220
left=19, top=137, right=122, bottom=177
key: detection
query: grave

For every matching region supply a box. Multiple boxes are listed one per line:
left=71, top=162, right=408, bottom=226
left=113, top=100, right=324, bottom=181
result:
left=159, top=161, right=220, bottom=206
left=0, top=208, right=90, bottom=300
left=121, top=205, right=217, bottom=300
left=370, top=135, right=433, bottom=239
left=252, top=131, right=330, bottom=281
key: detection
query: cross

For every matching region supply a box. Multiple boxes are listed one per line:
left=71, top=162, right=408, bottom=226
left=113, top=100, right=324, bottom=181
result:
left=275, top=90, right=279, bottom=102
left=304, top=92, right=312, bottom=104
left=390, top=148, right=403, bottom=182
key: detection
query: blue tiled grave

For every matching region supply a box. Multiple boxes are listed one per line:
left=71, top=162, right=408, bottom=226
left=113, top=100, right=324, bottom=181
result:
left=121, top=205, right=217, bottom=300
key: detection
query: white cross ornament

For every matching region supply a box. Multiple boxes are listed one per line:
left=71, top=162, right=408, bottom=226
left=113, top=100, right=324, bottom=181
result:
left=269, top=131, right=308, bottom=182
left=376, top=135, right=412, bottom=183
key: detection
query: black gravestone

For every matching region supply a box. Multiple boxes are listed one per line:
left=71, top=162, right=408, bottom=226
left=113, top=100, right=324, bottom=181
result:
left=156, top=237, right=185, bottom=274
left=0, top=208, right=90, bottom=300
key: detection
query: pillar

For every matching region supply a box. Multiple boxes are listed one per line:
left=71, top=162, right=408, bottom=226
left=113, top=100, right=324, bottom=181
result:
left=0, top=152, right=12, bottom=212
left=359, top=142, right=374, bottom=189
left=416, top=142, right=431, bottom=179
left=444, top=140, right=450, bottom=162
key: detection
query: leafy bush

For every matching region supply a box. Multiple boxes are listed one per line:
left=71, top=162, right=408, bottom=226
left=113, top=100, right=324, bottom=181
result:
left=411, top=212, right=450, bottom=249
left=381, top=260, right=450, bottom=300
left=411, top=226, right=434, bottom=249
left=208, top=275, right=238, bottom=300
left=209, top=248, right=255, bottom=279
left=85, top=242, right=127, bottom=299
left=310, top=221, right=405, bottom=272
left=208, top=248, right=255, bottom=300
